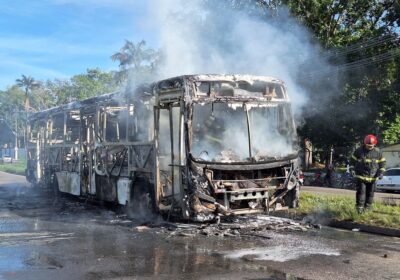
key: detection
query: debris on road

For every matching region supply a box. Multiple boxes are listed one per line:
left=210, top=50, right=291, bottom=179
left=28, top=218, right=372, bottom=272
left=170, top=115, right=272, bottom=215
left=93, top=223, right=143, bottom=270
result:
left=154, top=215, right=315, bottom=238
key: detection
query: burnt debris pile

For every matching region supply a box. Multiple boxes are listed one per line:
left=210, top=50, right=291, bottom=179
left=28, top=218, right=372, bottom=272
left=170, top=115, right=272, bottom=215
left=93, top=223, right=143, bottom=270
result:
left=154, top=215, right=317, bottom=238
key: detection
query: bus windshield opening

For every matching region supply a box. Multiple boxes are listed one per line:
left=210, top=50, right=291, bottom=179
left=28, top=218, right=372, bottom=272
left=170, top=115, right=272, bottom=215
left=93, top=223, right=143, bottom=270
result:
left=191, top=102, right=297, bottom=163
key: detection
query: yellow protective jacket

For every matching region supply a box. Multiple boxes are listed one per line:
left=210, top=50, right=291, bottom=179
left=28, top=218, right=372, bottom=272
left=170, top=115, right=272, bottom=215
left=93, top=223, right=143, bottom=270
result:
left=350, top=146, right=386, bottom=182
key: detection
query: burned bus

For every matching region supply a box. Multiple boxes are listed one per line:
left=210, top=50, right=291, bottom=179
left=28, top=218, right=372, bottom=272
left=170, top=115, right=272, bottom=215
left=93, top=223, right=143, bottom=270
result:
left=26, top=74, right=301, bottom=221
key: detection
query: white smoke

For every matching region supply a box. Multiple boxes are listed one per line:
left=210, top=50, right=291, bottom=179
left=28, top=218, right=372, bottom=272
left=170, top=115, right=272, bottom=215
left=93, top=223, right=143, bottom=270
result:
left=191, top=102, right=296, bottom=162
left=148, top=0, right=331, bottom=112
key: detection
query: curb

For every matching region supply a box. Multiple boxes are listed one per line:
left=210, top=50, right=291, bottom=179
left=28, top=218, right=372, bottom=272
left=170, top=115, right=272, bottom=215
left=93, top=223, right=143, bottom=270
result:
left=328, top=220, right=400, bottom=237
left=271, top=212, right=400, bottom=237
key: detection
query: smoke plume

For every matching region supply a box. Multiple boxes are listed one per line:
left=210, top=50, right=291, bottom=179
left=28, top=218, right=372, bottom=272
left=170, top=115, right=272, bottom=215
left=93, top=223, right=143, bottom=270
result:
left=148, top=0, right=332, bottom=113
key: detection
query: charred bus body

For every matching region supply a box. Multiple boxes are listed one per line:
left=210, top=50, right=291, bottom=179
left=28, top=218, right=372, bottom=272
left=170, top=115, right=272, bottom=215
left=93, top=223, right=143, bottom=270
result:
left=26, top=74, right=300, bottom=221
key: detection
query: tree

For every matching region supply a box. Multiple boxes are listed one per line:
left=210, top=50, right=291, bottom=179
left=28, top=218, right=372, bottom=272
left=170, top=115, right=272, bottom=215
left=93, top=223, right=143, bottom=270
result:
left=111, top=40, right=159, bottom=84
left=0, top=86, right=27, bottom=143
left=282, top=0, right=399, bottom=48
left=15, top=75, right=40, bottom=112
left=29, top=83, right=56, bottom=110
left=70, top=68, right=117, bottom=100
left=46, top=79, right=76, bottom=105
left=111, top=40, right=156, bottom=70
left=279, top=0, right=400, bottom=153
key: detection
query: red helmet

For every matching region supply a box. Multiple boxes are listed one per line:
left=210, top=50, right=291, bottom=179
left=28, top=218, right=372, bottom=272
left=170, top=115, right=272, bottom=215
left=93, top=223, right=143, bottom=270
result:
left=364, top=134, right=377, bottom=145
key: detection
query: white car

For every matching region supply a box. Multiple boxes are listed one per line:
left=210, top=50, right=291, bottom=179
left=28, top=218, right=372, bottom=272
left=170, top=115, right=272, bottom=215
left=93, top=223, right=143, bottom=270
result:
left=376, top=168, right=400, bottom=192
left=1, top=156, right=12, bottom=163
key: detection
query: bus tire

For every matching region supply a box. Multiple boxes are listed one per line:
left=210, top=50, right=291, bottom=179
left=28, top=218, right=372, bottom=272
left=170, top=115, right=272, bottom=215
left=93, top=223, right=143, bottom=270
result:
left=126, top=178, right=156, bottom=219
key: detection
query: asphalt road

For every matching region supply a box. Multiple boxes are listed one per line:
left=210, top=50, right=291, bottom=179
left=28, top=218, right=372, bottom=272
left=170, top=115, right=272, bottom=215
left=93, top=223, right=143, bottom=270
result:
left=302, top=185, right=400, bottom=205
left=0, top=171, right=399, bottom=280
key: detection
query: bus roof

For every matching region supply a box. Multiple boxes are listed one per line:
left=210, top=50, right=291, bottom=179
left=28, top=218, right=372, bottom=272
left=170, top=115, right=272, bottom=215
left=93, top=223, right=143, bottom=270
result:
left=29, top=74, right=287, bottom=121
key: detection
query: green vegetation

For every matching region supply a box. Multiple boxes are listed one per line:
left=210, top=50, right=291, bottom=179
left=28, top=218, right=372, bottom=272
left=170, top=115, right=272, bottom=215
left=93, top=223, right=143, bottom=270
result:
left=0, top=159, right=26, bottom=176
left=298, top=193, right=400, bottom=229
left=282, top=0, right=400, bottom=149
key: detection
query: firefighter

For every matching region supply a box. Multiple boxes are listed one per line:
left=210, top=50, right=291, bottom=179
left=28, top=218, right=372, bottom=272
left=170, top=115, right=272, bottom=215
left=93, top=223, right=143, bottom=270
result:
left=350, top=134, right=386, bottom=214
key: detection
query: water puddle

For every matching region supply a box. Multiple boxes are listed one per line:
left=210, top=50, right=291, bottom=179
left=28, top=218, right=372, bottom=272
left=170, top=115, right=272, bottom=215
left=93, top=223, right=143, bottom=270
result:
left=225, top=245, right=340, bottom=262
left=0, top=232, right=75, bottom=246
left=224, top=237, right=340, bottom=262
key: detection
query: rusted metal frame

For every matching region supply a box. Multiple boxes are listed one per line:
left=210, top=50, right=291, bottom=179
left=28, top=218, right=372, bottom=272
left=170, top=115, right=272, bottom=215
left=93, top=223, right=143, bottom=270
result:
left=141, top=145, right=154, bottom=169
left=103, top=106, right=107, bottom=143
left=49, top=147, right=61, bottom=166
left=116, top=148, right=128, bottom=176
left=182, top=81, right=192, bottom=198
left=99, top=141, right=153, bottom=146
left=62, top=109, right=80, bottom=174
left=125, top=103, right=129, bottom=143
left=61, top=111, right=67, bottom=171
left=41, top=118, right=52, bottom=180
left=80, top=112, right=88, bottom=189
left=183, top=107, right=191, bottom=195
left=177, top=100, right=185, bottom=205
left=115, top=118, right=120, bottom=141
left=169, top=103, right=175, bottom=205
left=268, top=190, right=289, bottom=207
left=245, top=103, right=253, bottom=160
left=97, top=107, right=111, bottom=177
left=126, top=104, right=132, bottom=176
left=73, top=147, right=80, bottom=172
left=268, top=165, right=294, bottom=207
left=109, top=147, right=127, bottom=175
left=78, top=111, right=83, bottom=176
left=213, top=187, right=271, bottom=194
left=36, top=129, right=42, bottom=180
left=282, top=164, right=294, bottom=188
left=153, top=105, right=161, bottom=209
left=130, top=146, right=142, bottom=168
left=229, top=192, right=268, bottom=202
left=95, top=105, right=100, bottom=143
left=108, top=147, right=121, bottom=174
left=94, top=106, right=106, bottom=144
left=85, top=116, right=95, bottom=191
left=230, top=208, right=266, bottom=215
left=211, top=176, right=286, bottom=183
left=127, top=145, right=132, bottom=171
left=47, top=143, right=78, bottom=148
left=48, top=119, right=53, bottom=146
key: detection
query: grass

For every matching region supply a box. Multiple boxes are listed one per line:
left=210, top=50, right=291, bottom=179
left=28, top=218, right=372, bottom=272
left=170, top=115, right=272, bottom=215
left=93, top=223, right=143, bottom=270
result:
left=297, top=193, right=400, bottom=229
left=0, top=159, right=27, bottom=176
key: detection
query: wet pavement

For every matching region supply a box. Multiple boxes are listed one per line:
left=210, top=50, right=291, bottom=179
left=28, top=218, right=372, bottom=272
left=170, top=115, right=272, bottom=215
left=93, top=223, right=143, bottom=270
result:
left=0, top=171, right=399, bottom=280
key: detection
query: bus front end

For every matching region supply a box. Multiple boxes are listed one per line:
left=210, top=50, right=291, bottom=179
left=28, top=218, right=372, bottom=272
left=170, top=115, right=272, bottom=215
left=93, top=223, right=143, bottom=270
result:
left=186, top=76, right=301, bottom=221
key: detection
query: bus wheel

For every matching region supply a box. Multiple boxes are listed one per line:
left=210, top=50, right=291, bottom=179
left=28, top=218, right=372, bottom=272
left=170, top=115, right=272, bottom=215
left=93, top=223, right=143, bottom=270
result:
left=50, top=174, right=60, bottom=203
left=126, top=178, right=156, bottom=220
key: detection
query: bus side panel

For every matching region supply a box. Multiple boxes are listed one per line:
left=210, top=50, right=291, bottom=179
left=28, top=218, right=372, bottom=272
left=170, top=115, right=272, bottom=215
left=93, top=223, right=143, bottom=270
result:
left=56, top=171, right=80, bottom=196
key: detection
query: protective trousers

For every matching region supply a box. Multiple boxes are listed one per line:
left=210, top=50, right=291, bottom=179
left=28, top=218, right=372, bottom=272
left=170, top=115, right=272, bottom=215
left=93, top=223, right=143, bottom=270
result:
left=356, top=179, right=376, bottom=209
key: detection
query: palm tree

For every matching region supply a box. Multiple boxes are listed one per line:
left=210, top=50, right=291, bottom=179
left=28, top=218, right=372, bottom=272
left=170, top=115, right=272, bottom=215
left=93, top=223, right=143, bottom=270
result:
left=111, top=40, right=159, bottom=85
left=16, top=75, right=39, bottom=112
left=111, top=40, right=156, bottom=70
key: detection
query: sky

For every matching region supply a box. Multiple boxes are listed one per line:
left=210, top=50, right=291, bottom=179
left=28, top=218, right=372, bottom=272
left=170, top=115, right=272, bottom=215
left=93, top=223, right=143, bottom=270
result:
left=0, top=0, right=157, bottom=90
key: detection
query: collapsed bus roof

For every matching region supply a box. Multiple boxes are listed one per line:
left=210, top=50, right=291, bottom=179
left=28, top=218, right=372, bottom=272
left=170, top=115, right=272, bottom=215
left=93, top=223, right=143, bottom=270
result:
left=29, top=74, right=286, bottom=121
